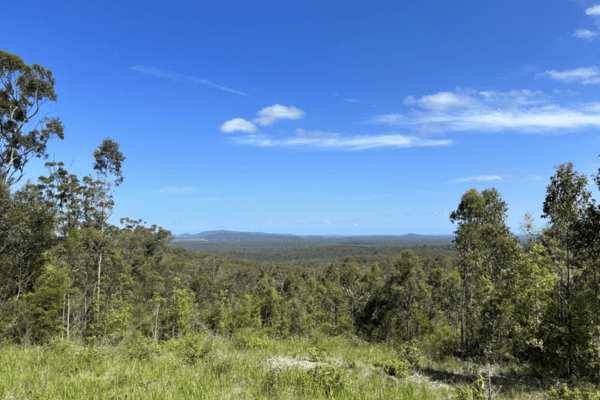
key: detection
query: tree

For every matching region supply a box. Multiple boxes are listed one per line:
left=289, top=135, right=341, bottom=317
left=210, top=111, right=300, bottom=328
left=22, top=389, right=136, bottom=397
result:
left=91, top=138, right=125, bottom=316
left=0, top=50, right=64, bottom=187
left=27, top=262, right=68, bottom=343
left=450, top=188, right=519, bottom=358
left=540, top=162, right=593, bottom=376
left=93, top=138, right=125, bottom=232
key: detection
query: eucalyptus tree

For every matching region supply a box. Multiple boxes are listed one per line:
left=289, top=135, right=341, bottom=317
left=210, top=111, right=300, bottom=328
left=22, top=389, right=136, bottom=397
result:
left=0, top=50, right=64, bottom=187
left=450, top=188, right=519, bottom=357
left=540, top=162, right=593, bottom=375
left=91, top=138, right=125, bottom=314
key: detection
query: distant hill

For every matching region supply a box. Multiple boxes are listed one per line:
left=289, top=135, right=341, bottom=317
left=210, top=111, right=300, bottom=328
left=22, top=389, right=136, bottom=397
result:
left=174, top=230, right=302, bottom=242
left=173, top=230, right=455, bottom=245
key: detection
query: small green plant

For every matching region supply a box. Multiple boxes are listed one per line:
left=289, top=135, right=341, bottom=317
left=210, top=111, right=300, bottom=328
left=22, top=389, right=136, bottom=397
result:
left=548, top=383, right=600, bottom=400
left=375, top=358, right=409, bottom=378
left=457, top=375, right=485, bottom=400
left=399, top=340, right=422, bottom=368
left=233, top=328, right=269, bottom=350
left=262, top=369, right=280, bottom=398
left=309, top=364, right=347, bottom=398
left=307, top=346, right=328, bottom=363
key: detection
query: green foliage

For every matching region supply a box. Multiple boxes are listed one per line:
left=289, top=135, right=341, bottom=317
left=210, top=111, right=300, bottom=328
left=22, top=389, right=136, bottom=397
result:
left=169, top=280, right=195, bottom=337
left=307, top=346, right=329, bottom=363
left=375, top=358, right=409, bottom=378
left=399, top=340, right=422, bottom=368
left=0, top=50, right=64, bottom=187
left=93, top=300, right=132, bottom=345
left=308, top=363, right=348, bottom=397
left=233, top=328, right=269, bottom=350
left=456, top=375, right=485, bottom=400
left=168, top=332, right=212, bottom=365
left=124, top=332, right=158, bottom=360
left=548, top=383, right=600, bottom=400
left=27, top=262, right=68, bottom=343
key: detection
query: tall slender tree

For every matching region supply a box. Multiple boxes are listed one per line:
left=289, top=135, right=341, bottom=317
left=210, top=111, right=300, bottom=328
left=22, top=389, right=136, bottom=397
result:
left=0, top=50, right=64, bottom=187
left=541, top=162, right=593, bottom=375
left=450, top=188, right=519, bottom=357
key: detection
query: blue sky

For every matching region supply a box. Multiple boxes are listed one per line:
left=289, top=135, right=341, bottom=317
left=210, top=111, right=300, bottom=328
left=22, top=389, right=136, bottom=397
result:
left=4, top=0, right=600, bottom=235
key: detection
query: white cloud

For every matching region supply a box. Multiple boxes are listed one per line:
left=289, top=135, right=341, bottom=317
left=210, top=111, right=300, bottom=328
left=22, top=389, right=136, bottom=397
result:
left=220, top=118, right=258, bottom=133
left=452, top=175, right=519, bottom=183
left=252, top=104, right=306, bottom=126
left=370, top=88, right=600, bottom=134
left=231, top=129, right=451, bottom=150
left=586, top=5, right=600, bottom=15
left=129, top=66, right=249, bottom=96
left=540, top=66, right=600, bottom=84
left=573, top=6, right=600, bottom=40
left=574, top=29, right=599, bottom=39
left=343, top=98, right=361, bottom=103
left=404, top=91, right=476, bottom=110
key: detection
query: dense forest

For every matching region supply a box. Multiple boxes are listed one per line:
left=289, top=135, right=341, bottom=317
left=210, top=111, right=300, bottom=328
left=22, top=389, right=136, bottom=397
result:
left=4, top=49, right=600, bottom=398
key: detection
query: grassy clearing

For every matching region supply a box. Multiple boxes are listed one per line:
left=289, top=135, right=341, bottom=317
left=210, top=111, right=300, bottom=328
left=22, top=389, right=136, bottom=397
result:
left=0, top=334, right=546, bottom=399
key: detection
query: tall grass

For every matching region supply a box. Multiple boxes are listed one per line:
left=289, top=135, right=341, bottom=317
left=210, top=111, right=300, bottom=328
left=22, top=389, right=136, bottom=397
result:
left=0, top=334, right=470, bottom=399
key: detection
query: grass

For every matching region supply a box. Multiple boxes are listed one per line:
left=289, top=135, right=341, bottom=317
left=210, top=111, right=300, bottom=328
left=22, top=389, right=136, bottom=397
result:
left=0, top=333, right=548, bottom=399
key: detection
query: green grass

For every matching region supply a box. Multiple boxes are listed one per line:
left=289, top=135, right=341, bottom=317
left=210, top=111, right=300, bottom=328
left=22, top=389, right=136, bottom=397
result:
left=0, top=334, right=544, bottom=399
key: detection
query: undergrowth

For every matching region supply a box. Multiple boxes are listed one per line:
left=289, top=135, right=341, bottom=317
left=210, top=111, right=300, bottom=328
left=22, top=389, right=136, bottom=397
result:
left=0, top=332, right=572, bottom=399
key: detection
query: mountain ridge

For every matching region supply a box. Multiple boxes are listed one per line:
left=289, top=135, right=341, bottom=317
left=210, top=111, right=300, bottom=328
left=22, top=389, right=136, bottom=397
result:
left=172, top=230, right=455, bottom=244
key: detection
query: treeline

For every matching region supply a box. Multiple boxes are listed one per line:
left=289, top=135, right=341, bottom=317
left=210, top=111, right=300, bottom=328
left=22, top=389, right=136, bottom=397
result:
left=173, top=240, right=457, bottom=265
left=4, top=49, right=600, bottom=381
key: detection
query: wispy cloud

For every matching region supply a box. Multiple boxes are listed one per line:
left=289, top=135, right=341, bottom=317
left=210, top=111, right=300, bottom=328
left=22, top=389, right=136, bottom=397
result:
left=574, top=5, right=600, bottom=39
left=153, top=187, right=197, bottom=194
left=404, top=91, right=476, bottom=110
left=331, top=93, right=361, bottom=104
left=129, top=66, right=249, bottom=97
left=452, top=175, right=519, bottom=183
left=231, top=129, right=452, bottom=150
left=574, top=29, right=599, bottom=39
left=220, top=118, right=258, bottom=133
left=539, top=66, right=600, bottom=84
left=369, top=88, right=600, bottom=134
left=252, top=104, right=305, bottom=126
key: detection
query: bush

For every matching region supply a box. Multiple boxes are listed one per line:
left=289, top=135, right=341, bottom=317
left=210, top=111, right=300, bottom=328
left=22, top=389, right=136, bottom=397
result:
left=548, top=383, right=600, bottom=400
left=124, top=332, right=158, bottom=360
left=398, top=340, right=422, bottom=368
left=457, top=375, right=485, bottom=400
left=232, top=328, right=269, bottom=350
left=309, top=364, right=347, bottom=397
left=170, top=332, right=212, bottom=365
left=375, top=358, right=409, bottom=378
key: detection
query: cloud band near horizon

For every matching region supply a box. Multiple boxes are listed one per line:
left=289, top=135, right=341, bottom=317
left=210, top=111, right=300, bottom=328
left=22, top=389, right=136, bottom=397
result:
left=369, top=88, right=600, bottom=134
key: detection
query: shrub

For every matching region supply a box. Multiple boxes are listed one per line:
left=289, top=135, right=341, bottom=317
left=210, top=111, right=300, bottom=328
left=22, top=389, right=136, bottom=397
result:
left=548, top=383, right=600, bottom=400
left=124, top=332, right=158, bottom=360
left=375, top=358, right=409, bottom=378
left=457, top=375, right=485, bottom=400
left=309, top=364, right=347, bottom=397
left=398, top=340, right=422, bottom=368
left=178, top=333, right=212, bottom=364
left=232, top=328, right=269, bottom=350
